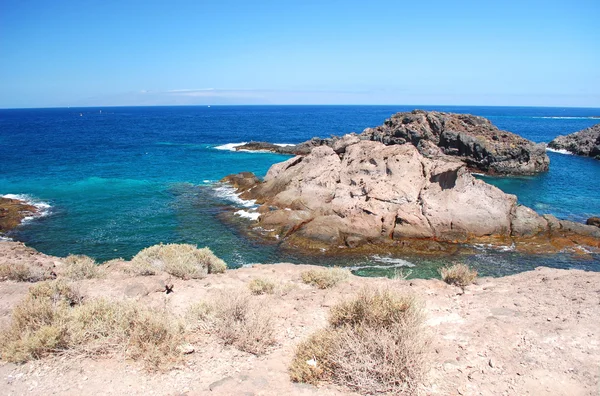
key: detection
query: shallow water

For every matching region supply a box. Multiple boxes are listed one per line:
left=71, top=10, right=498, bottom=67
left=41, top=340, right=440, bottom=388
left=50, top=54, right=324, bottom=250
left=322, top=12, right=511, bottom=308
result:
left=1, top=105, right=599, bottom=277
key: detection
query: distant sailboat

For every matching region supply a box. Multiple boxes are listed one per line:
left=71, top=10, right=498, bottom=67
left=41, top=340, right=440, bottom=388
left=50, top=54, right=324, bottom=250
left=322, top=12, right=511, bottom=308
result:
left=80, top=113, right=82, bottom=116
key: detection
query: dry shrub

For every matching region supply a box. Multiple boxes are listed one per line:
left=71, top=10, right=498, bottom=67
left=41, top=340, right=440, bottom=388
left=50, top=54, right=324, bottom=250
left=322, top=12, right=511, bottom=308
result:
left=440, top=263, right=477, bottom=288
left=130, top=243, right=226, bottom=279
left=329, top=288, right=419, bottom=330
left=188, top=291, right=275, bottom=355
left=300, top=267, right=350, bottom=289
left=68, top=299, right=184, bottom=370
left=0, top=280, right=184, bottom=370
left=0, top=262, right=53, bottom=282
left=290, top=287, right=428, bottom=395
left=63, top=254, right=101, bottom=280
left=248, top=277, right=276, bottom=295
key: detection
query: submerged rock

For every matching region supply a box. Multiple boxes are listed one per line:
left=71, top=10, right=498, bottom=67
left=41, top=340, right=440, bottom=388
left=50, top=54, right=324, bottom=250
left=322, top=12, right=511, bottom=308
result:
left=548, top=123, right=600, bottom=159
left=235, top=110, right=550, bottom=176
left=224, top=141, right=598, bottom=254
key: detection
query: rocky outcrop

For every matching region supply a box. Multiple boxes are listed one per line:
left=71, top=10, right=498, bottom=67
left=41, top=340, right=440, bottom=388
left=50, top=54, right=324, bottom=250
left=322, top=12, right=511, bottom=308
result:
left=548, top=123, right=600, bottom=159
left=586, top=217, right=600, bottom=228
left=224, top=141, right=598, bottom=253
left=235, top=110, right=550, bottom=176
left=0, top=197, right=37, bottom=234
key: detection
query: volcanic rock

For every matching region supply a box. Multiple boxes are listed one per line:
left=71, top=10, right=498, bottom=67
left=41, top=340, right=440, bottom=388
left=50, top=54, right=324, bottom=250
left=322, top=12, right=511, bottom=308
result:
left=548, top=123, right=600, bottom=159
left=235, top=110, right=550, bottom=176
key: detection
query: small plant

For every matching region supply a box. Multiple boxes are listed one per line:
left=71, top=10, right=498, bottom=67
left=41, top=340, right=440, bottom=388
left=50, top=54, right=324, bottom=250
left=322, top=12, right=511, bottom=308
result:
left=439, top=263, right=477, bottom=288
left=290, top=287, right=428, bottom=395
left=248, top=277, right=276, bottom=295
left=63, top=254, right=101, bottom=280
left=130, top=244, right=227, bottom=279
left=187, top=291, right=276, bottom=355
left=300, top=267, right=350, bottom=289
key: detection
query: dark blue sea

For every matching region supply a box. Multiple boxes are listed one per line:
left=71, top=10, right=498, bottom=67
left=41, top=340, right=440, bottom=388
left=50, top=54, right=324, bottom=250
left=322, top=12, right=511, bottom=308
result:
left=1, top=105, right=599, bottom=278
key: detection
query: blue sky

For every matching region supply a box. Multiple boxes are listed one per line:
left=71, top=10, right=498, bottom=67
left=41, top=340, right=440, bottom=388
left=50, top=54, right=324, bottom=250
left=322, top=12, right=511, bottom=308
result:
left=1, top=0, right=599, bottom=108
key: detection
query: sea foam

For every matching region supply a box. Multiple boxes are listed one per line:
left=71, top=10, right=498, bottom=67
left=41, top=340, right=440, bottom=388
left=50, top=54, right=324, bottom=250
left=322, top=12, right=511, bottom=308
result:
left=546, top=148, right=573, bottom=155
left=214, top=142, right=295, bottom=153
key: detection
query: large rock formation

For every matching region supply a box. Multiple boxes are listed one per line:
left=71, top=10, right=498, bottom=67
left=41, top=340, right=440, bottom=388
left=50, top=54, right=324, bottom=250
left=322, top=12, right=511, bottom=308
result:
left=548, top=123, right=600, bottom=159
left=236, top=110, right=550, bottom=176
left=224, top=140, right=598, bottom=253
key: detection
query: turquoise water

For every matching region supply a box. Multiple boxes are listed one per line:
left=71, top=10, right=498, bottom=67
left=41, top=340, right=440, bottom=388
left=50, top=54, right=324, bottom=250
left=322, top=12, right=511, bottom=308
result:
left=1, top=105, right=599, bottom=277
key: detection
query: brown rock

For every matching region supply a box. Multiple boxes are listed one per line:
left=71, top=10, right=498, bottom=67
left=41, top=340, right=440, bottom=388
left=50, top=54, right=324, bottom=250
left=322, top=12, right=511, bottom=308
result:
left=586, top=217, right=600, bottom=228
left=224, top=140, right=599, bottom=254
left=0, top=197, right=38, bottom=234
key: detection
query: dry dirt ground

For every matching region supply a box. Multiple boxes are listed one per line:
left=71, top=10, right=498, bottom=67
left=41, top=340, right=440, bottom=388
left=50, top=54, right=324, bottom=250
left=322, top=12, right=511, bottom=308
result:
left=0, top=240, right=599, bottom=396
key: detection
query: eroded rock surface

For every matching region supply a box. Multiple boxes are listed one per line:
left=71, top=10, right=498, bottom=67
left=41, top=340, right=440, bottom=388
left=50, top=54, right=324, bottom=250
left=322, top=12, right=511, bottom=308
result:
left=236, top=110, right=550, bottom=176
left=548, top=123, right=600, bottom=159
left=225, top=141, right=598, bottom=253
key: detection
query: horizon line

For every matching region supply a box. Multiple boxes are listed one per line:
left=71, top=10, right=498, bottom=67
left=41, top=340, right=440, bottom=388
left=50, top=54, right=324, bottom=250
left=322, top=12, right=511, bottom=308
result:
left=2, top=103, right=600, bottom=111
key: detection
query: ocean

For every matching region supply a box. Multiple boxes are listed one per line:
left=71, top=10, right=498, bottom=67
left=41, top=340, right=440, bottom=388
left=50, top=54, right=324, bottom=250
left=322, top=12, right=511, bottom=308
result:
left=1, top=105, right=599, bottom=278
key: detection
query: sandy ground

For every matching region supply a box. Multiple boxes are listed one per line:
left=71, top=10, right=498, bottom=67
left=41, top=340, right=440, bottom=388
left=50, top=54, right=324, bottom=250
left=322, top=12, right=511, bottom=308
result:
left=0, top=240, right=599, bottom=396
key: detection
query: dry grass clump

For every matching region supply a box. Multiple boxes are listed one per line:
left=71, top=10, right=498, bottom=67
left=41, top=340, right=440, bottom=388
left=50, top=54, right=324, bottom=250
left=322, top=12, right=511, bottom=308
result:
left=329, top=288, right=419, bottom=329
left=187, top=291, right=275, bottom=355
left=248, top=277, right=276, bottom=295
left=0, top=262, right=54, bottom=282
left=300, top=267, right=350, bottom=289
left=130, top=243, right=227, bottom=279
left=0, top=280, right=184, bottom=370
left=440, top=263, right=477, bottom=288
left=63, top=254, right=101, bottom=280
left=290, top=287, right=428, bottom=395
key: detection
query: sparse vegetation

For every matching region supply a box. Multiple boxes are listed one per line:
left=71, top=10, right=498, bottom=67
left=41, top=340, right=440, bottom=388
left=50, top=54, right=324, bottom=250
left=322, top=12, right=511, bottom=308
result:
left=0, top=262, right=53, bottom=282
left=290, top=287, right=428, bottom=395
left=187, top=291, right=275, bottom=355
left=440, top=263, right=477, bottom=288
left=129, top=243, right=227, bottom=279
left=63, top=254, right=101, bottom=280
left=248, top=277, right=276, bottom=295
left=300, top=267, right=350, bottom=289
left=0, top=280, right=184, bottom=370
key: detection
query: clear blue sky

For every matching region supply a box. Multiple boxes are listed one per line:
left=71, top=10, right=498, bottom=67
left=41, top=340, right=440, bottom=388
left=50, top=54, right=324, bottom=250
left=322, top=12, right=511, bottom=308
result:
left=1, top=0, right=598, bottom=108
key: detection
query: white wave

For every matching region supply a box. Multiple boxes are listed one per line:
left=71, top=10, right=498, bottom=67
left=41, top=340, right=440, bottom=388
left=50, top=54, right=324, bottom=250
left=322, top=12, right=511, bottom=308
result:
left=214, top=142, right=295, bottom=153
left=212, top=185, right=257, bottom=208
left=214, top=142, right=247, bottom=151
left=1, top=194, right=52, bottom=223
left=234, top=210, right=260, bottom=221
left=347, top=255, right=416, bottom=271
left=546, top=147, right=573, bottom=155
left=537, top=116, right=600, bottom=120
left=472, top=243, right=515, bottom=252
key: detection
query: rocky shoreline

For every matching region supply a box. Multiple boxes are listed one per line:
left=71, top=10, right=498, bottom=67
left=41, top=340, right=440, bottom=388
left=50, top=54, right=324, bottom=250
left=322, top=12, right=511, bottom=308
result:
left=223, top=140, right=599, bottom=255
left=548, top=122, right=600, bottom=159
left=0, top=197, right=38, bottom=236
left=0, top=240, right=598, bottom=395
left=235, top=110, right=550, bottom=176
